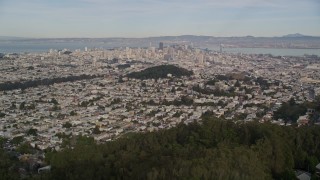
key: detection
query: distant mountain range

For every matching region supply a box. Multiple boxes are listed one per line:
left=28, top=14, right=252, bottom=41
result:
left=282, top=33, right=311, bottom=38
left=1, top=34, right=320, bottom=49
left=0, top=36, right=27, bottom=40
left=0, top=34, right=319, bottom=40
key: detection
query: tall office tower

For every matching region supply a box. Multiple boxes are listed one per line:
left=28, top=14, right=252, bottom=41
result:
left=198, top=54, right=204, bottom=65
left=85, top=47, right=88, bottom=52
left=159, top=42, right=164, bottom=50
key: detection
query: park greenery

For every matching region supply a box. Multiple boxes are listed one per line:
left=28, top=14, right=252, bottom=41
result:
left=274, top=97, right=320, bottom=123
left=0, top=74, right=101, bottom=91
left=126, top=65, right=193, bottom=80
left=0, top=115, right=314, bottom=179
left=117, top=64, right=131, bottom=69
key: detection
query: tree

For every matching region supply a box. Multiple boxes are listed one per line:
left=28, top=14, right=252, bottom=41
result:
left=27, top=128, right=38, bottom=136
left=0, top=74, right=101, bottom=91
left=11, top=136, right=24, bottom=145
left=93, top=126, right=101, bottom=134
left=17, top=142, right=33, bottom=154
left=0, top=112, right=6, bottom=118
left=28, top=103, right=36, bottom=110
left=171, top=87, right=176, bottom=93
left=289, top=97, right=296, bottom=106
left=234, top=80, right=241, bottom=87
left=63, top=122, right=72, bottom=129
left=27, top=66, right=35, bottom=70
left=70, top=111, right=77, bottom=116
left=0, top=143, right=20, bottom=179
left=141, top=82, right=146, bottom=87
left=53, top=105, right=61, bottom=111
left=19, top=101, right=26, bottom=110
left=51, top=98, right=59, bottom=105
left=10, top=102, right=16, bottom=109
left=273, top=99, right=307, bottom=122
left=127, top=65, right=193, bottom=80
left=19, top=117, right=320, bottom=179
left=118, top=76, right=124, bottom=83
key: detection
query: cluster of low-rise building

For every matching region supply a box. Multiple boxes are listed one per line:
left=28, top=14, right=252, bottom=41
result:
left=1, top=44, right=320, bottom=151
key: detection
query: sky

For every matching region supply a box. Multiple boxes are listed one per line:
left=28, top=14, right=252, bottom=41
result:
left=0, top=0, right=319, bottom=38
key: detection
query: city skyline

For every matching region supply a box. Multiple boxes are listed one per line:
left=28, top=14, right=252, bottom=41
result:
left=0, top=0, right=320, bottom=38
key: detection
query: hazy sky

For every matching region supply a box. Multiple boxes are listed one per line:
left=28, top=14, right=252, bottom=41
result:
left=0, top=0, right=319, bottom=38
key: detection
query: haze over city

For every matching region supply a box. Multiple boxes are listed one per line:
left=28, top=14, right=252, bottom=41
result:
left=0, top=0, right=320, bottom=38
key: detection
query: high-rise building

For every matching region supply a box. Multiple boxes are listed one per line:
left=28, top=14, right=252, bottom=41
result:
left=198, top=54, right=204, bottom=65
left=159, top=42, right=164, bottom=50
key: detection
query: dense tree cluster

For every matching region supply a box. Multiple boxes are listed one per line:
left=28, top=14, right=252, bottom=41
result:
left=117, top=64, right=131, bottom=69
left=63, top=122, right=72, bottom=129
left=273, top=97, right=320, bottom=123
left=0, top=74, right=101, bottom=91
left=126, top=65, right=193, bottom=80
left=0, top=112, right=6, bottom=118
left=24, top=116, right=320, bottom=180
left=0, top=138, right=20, bottom=180
left=26, top=128, right=38, bottom=136
left=63, top=51, right=72, bottom=55
left=255, top=77, right=271, bottom=89
left=19, top=102, right=36, bottom=110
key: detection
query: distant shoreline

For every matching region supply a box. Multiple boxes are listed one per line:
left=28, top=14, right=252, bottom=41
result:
left=1, top=37, right=320, bottom=56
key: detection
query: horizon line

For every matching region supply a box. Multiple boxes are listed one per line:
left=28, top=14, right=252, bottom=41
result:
left=1, top=33, right=320, bottom=39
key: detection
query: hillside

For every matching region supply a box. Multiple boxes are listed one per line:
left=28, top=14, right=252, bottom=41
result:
left=1, top=117, right=315, bottom=179
left=126, top=65, right=193, bottom=80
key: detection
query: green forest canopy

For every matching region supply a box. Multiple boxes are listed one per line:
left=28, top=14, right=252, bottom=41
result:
left=126, top=65, right=193, bottom=80
left=14, top=116, right=317, bottom=180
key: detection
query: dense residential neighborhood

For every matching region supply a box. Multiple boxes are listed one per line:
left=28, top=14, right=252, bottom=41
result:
left=1, top=45, right=320, bottom=149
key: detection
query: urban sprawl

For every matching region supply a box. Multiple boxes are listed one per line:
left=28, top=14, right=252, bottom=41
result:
left=1, top=43, right=320, bottom=152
